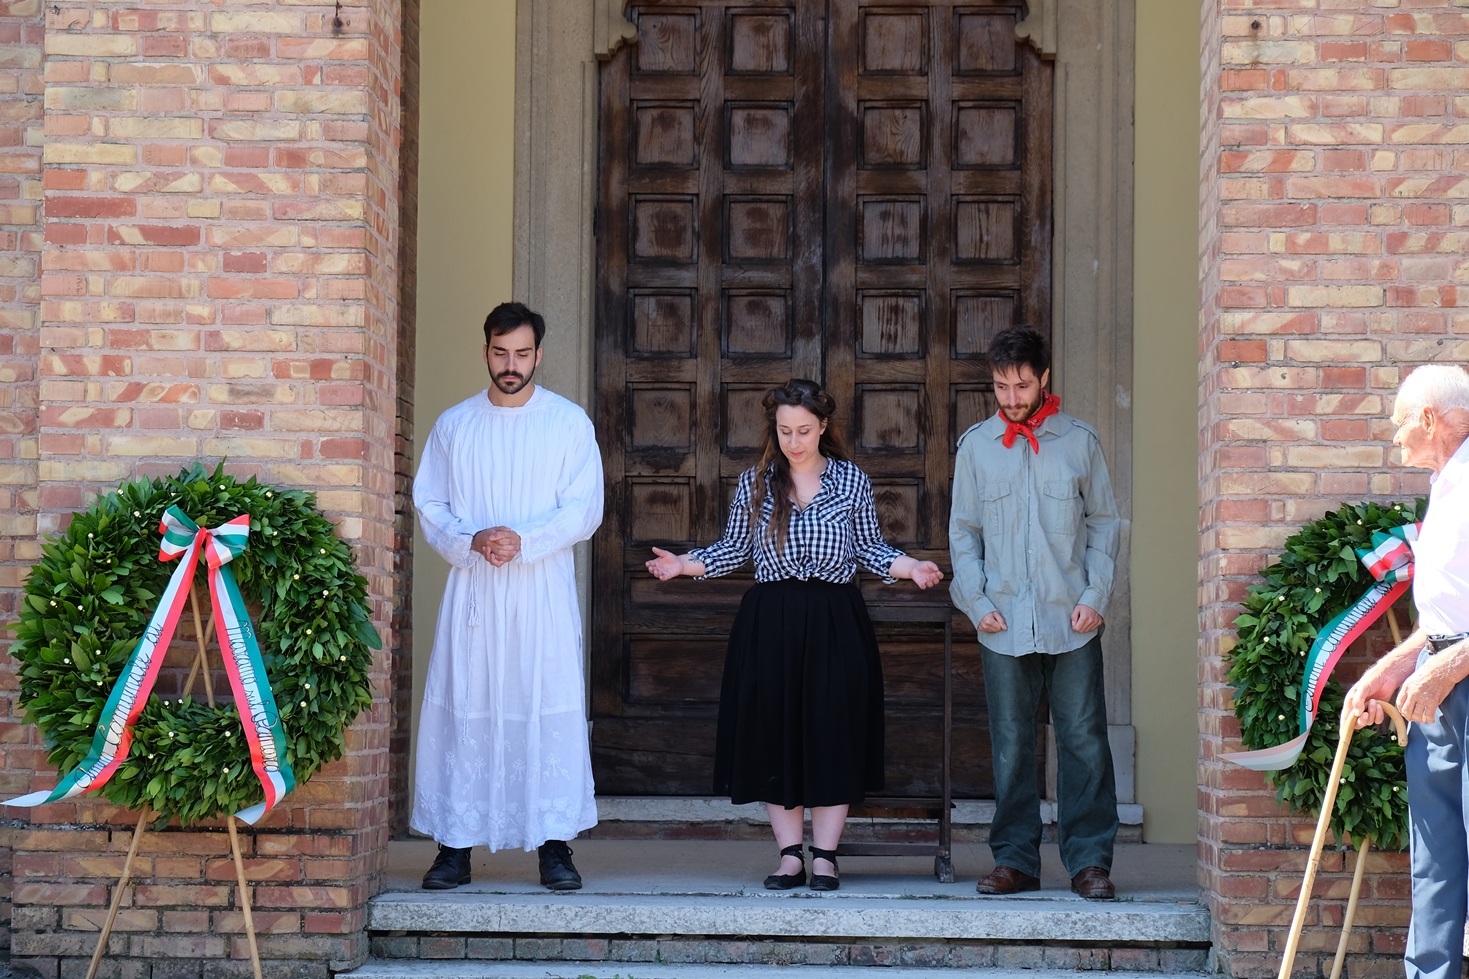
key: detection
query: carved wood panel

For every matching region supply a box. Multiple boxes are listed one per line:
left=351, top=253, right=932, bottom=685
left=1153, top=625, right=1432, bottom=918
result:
left=595, top=0, right=1051, bottom=797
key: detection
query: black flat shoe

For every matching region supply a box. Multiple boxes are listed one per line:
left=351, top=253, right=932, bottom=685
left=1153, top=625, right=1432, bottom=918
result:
left=809, top=846, right=840, bottom=891
left=763, top=843, right=807, bottom=890
left=538, top=840, right=583, bottom=891
left=422, top=843, right=471, bottom=890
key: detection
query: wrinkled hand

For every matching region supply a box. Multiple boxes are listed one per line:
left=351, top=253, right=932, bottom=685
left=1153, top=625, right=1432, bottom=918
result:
left=1071, top=604, right=1103, bottom=633
left=1345, top=669, right=1400, bottom=729
left=472, top=526, right=521, bottom=567
left=1397, top=658, right=1458, bottom=726
left=909, top=561, right=944, bottom=590
left=978, top=611, right=1007, bottom=634
left=646, top=546, right=685, bottom=581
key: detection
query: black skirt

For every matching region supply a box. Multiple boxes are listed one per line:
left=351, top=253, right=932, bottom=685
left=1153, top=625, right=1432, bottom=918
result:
left=713, top=578, right=885, bottom=809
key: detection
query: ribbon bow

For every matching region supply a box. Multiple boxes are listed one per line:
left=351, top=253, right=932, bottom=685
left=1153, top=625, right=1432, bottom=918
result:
left=6, top=506, right=295, bottom=823
left=1224, top=521, right=1419, bottom=772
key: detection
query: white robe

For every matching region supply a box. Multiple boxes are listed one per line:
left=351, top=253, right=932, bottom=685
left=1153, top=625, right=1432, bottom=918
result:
left=410, top=385, right=604, bottom=851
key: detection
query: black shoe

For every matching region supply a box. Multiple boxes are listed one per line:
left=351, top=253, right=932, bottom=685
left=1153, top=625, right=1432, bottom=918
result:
left=538, top=840, right=583, bottom=891
left=421, top=843, right=471, bottom=890
left=763, top=843, right=806, bottom=890
left=809, top=846, right=840, bottom=891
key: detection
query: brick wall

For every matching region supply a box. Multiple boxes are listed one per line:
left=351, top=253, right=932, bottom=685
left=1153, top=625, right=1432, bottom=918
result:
left=1199, top=3, right=1469, bottom=976
left=7, top=2, right=403, bottom=977
left=0, top=0, right=45, bottom=959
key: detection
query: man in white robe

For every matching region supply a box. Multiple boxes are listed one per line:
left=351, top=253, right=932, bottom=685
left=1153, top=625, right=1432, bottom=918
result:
left=411, top=301, right=604, bottom=891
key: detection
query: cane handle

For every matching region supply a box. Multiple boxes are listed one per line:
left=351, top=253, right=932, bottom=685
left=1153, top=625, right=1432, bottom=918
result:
left=1377, top=700, right=1408, bottom=749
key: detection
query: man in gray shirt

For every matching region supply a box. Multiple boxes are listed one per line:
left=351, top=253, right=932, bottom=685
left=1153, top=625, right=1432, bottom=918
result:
left=949, top=326, right=1121, bottom=900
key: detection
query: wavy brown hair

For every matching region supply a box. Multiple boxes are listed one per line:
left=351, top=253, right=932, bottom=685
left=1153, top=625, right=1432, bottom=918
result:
left=750, top=379, right=851, bottom=550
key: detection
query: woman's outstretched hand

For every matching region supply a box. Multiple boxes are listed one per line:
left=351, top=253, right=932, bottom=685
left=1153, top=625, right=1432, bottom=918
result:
left=646, top=546, right=685, bottom=581
left=909, top=560, right=944, bottom=590
left=889, top=556, right=944, bottom=590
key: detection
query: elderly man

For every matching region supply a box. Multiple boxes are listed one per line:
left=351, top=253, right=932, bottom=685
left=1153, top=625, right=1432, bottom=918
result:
left=1345, top=364, right=1469, bottom=979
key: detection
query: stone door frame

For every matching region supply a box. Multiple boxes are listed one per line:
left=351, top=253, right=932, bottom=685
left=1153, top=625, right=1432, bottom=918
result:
left=509, top=0, right=1138, bottom=803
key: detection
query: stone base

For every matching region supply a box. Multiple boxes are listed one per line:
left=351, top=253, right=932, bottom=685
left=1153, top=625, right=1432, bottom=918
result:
left=364, top=935, right=1209, bottom=973
left=349, top=963, right=1208, bottom=979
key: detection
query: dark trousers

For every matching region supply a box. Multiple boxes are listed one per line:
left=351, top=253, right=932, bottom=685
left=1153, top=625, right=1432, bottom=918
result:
left=1405, top=646, right=1469, bottom=979
left=980, top=635, right=1118, bottom=877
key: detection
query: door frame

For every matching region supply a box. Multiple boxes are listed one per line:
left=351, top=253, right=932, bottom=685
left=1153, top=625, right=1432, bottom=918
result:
left=508, top=0, right=1137, bottom=804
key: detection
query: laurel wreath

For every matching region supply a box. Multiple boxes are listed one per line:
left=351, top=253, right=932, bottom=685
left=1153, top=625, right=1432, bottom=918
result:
left=1226, top=499, right=1426, bottom=850
left=9, top=463, right=379, bottom=825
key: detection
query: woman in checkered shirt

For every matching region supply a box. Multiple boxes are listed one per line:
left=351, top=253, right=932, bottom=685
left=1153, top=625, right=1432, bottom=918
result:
left=647, top=379, right=943, bottom=892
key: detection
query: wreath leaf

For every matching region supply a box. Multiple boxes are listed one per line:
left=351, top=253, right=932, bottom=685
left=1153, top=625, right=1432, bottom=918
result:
left=1225, top=498, right=1426, bottom=850
left=8, top=462, right=377, bottom=825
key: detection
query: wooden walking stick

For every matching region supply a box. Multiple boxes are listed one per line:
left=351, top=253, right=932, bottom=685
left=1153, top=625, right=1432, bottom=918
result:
left=1277, top=700, right=1407, bottom=979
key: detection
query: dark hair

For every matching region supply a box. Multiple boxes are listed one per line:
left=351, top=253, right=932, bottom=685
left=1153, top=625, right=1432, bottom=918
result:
left=483, top=301, right=546, bottom=348
left=750, top=379, right=851, bottom=550
left=987, top=325, right=1050, bottom=381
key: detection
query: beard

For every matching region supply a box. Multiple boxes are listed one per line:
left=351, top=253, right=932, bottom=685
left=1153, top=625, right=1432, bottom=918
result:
left=1000, top=391, right=1045, bottom=424
left=491, top=362, right=535, bottom=395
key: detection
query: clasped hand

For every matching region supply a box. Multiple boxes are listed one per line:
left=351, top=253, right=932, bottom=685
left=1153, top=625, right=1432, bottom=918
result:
left=472, top=526, right=521, bottom=567
left=977, top=603, right=1102, bottom=634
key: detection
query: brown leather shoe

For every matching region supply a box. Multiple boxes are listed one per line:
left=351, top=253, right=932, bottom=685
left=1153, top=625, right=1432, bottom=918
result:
left=975, top=865, right=1040, bottom=895
left=1070, top=866, right=1115, bottom=900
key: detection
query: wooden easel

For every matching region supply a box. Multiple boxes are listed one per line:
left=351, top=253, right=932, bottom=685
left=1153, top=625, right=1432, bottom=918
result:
left=84, top=583, right=263, bottom=979
left=1276, top=606, right=1409, bottom=979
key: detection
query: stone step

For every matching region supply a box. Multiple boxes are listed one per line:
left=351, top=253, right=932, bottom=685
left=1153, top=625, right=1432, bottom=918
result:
left=370, top=840, right=1208, bottom=972
left=346, top=963, right=1208, bottom=979
left=367, top=892, right=1210, bottom=972
left=369, top=891, right=1211, bottom=944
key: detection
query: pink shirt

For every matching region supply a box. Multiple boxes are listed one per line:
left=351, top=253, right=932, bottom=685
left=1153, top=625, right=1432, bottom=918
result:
left=1413, top=437, right=1469, bottom=635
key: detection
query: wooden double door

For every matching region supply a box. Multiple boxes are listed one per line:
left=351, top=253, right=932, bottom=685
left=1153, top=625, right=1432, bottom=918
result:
left=592, top=0, right=1052, bottom=797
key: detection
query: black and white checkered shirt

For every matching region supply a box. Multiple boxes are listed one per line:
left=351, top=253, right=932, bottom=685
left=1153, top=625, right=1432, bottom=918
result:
left=690, top=458, right=905, bottom=584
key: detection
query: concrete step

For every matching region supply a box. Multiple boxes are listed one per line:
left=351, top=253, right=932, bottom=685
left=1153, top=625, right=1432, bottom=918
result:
left=345, top=963, right=1208, bottom=979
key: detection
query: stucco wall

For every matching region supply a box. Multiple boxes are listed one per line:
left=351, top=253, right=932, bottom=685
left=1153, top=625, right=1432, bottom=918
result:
left=1131, top=1, right=1202, bottom=844
left=410, top=0, right=517, bottom=791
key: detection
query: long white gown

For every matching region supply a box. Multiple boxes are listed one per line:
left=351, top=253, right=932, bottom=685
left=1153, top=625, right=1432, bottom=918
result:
left=410, top=385, right=604, bottom=851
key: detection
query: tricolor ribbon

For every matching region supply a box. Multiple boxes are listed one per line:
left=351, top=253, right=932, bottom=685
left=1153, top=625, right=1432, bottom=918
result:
left=1224, top=521, right=1420, bottom=772
left=5, top=506, right=296, bottom=823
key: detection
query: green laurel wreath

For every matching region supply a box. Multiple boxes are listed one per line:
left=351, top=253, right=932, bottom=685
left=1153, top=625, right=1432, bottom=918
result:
left=9, top=462, right=379, bottom=825
left=1226, top=499, right=1426, bottom=850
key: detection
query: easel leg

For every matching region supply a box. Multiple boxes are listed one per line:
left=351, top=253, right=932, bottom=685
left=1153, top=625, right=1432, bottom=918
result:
left=227, top=816, right=263, bottom=979
left=1386, top=606, right=1403, bottom=647
left=85, top=809, right=150, bottom=979
left=1328, top=836, right=1371, bottom=979
left=184, top=584, right=216, bottom=706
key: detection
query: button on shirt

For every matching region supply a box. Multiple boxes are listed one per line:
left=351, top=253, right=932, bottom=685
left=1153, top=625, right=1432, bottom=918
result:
left=948, top=410, right=1121, bottom=657
left=690, top=458, right=905, bottom=583
left=1412, top=436, right=1469, bottom=636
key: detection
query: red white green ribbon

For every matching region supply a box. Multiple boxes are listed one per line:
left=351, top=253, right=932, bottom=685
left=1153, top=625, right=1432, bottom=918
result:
left=1224, top=521, right=1419, bottom=772
left=5, top=506, right=295, bottom=823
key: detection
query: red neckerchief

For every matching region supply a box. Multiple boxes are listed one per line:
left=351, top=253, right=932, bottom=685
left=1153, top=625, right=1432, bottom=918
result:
left=1000, top=391, right=1061, bottom=453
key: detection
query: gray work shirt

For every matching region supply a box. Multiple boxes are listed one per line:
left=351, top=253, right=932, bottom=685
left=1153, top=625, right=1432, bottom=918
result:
left=947, top=409, right=1121, bottom=657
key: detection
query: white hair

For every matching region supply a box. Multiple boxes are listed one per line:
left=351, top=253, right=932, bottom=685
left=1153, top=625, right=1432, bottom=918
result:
left=1393, top=364, right=1469, bottom=423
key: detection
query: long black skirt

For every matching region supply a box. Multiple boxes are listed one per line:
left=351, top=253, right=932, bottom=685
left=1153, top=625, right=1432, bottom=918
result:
left=713, top=578, right=885, bottom=809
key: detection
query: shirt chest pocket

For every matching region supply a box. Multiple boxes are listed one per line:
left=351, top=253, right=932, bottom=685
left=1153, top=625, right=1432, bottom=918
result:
left=980, top=484, right=1012, bottom=527
left=1040, top=478, right=1082, bottom=536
